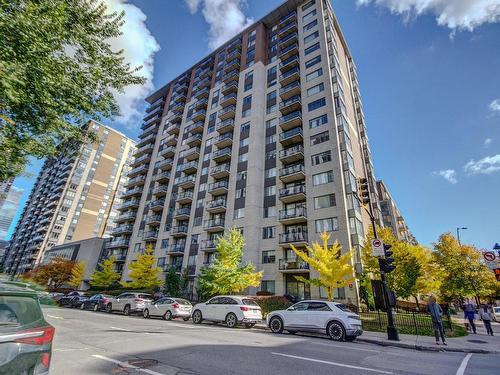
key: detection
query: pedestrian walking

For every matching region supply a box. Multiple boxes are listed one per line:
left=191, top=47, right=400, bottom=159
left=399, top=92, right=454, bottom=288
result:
left=463, top=303, right=477, bottom=334
left=427, top=296, right=447, bottom=345
left=480, top=304, right=494, bottom=336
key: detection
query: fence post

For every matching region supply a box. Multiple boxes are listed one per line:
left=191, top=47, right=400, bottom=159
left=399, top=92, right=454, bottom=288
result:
left=412, top=311, right=418, bottom=335
left=377, top=310, right=382, bottom=330
left=446, top=311, right=452, bottom=331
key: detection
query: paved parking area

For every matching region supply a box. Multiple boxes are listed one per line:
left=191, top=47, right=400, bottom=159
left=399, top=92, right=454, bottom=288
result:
left=45, top=307, right=500, bottom=375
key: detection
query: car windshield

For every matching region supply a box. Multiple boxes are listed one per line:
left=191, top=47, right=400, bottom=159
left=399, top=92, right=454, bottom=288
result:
left=0, top=295, right=41, bottom=327
left=335, top=304, right=353, bottom=313
left=174, top=298, right=191, bottom=305
left=138, top=294, right=153, bottom=299
left=242, top=299, right=259, bottom=307
left=494, top=307, right=500, bottom=313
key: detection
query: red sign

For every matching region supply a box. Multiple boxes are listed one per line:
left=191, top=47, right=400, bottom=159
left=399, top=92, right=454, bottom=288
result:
left=494, top=268, right=500, bottom=282
left=483, top=251, right=496, bottom=262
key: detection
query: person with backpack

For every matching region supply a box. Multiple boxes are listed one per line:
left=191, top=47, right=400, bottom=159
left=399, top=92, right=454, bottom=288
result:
left=463, top=303, right=477, bottom=334
left=480, top=304, right=494, bottom=336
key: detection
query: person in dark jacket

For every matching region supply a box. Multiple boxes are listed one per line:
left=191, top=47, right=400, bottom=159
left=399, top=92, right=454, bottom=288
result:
left=427, top=296, right=446, bottom=345
left=463, top=303, right=477, bottom=334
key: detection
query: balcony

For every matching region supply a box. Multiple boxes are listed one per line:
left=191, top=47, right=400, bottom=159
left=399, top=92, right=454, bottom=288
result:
left=130, top=153, right=151, bottom=167
left=203, top=218, right=225, bottom=232
left=216, top=118, right=235, bottom=134
left=279, top=207, right=307, bottom=224
left=165, top=123, right=180, bottom=135
left=224, top=59, right=240, bottom=73
left=163, top=263, right=182, bottom=272
left=112, top=225, right=134, bottom=235
left=175, top=191, right=193, bottom=203
left=279, top=80, right=301, bottom=101
left=210, top=163, right=230, bottom=179
left=160, top=145, right=176, bottom=158
left=166, top=243, right=186, bottom=254
left=197, top=66, right=212, bottom=79
left=122, top=187, right=143, bottom=198
left=115, top=212, right=136, bottom=223
left=206, top=198, right=227, bottom=213
left=223, top=69, right=239, bottom=84
left=143, top=231, right=159, bottom=241
left=178, top=160, right=198, bottom=174
left=128, top=164, right=149, bottom=178
left=145, top=98, right=165, bottom=113
left=185, top=120, right=204, bottom=134
left=145, top=215, right=162, bottom=226
left=117, top=200, right=140, bottom=211
left=186, top=133, right=203, bottom=147
left=201, top=239, right=217, bottom=252
left=212, top=147, right=232, bottom=162
left=279, top=231, right=308, bottom=247
left=191, top=109, right=207, bottom=122
left=152, top=185, right=169, bottom=196
left=279, top=66, right=300, bottom=87
left=134, top=143, right=154, bottom=157
left=106, top=239, right=130, bottom=249
left=220, top=92, right=237, bottom=107
left=278, top=258, right=310, bottom=272
left=175, top=175, right=196, bottom=189
left=279, top=42, right=299, bottom=61
left=149, top=199, right=165, bottom=211
left=171, top=92, right=187, bottom=104
left=171, top=226, right=188, bottom=237
left=279, top=31, right=298, bottom=50
left=168, top=111, right=182, bottom=124
left=225, top=48, right=241, bottom=62
left=194, top=86, right=210, bottom=100
left=125, top=175, right=146, bottom=188
left=142, top=113, right=161, bottom=126
left=214, top=133, right=233, bottom=149
left=208, top=180, right=229, bottom=195
left=137, top=132, right=156, bottom=147
left=280, top=109, right=302, bottom=130
left=221, top=82, right=238, bottom=95
left=141, top=122, right=158, bottom=137
left=280, top=126, right=303, bottom=146
left=279, top=145, right=304, bottom=164
left=195, top=98, right=208, bottom=110
left=154, top=171, right=171, bottom=183
left=164, top=134, right=177, bottom=147
left=278, top=18, right=297, bottom=38
left=180, top=147, right=200, bottom=161
left=173, top=207, right=191, bottom=220
left=155, top=158, right=173, bottom=171
left=279, top=11, right=296, bottom=27
left=218, top=105, right=236, bottom=121
left=279, top=163, right=305, bottom=183
left=112, top=254, right=127, bottom=262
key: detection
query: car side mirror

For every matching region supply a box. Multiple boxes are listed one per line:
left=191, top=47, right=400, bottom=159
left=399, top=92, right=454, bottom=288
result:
left=287, top=306, right=295, bottom=311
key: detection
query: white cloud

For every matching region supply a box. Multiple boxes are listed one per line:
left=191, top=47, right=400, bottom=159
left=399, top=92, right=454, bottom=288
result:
left=484, top=138, right=493, bottom=147
left=185, top=0, right=254, bottom=50
left=464, top=154, right=500, bottom=174
left=357, top=0, right=500, bottom=31
left=489, top=98, right=500, bottom=113
left=105, top=0, right=160, bottom=127
left=432, top=169, right=457, bottom=184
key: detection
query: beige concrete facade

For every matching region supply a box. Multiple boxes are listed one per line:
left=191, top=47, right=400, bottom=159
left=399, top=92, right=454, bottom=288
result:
left=4, top=120, right=135, bottom=275
left=112, top=0, right=399, bottom=305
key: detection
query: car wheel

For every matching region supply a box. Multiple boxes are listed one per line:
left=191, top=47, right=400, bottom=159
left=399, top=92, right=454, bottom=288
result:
left=244, top=323, right=255, bottom=329
left=192, top=310, right=203, bottom=324
left=165, top=310, right=173, bottom=321
left=123, top=305, right=131, bottom=316
left=106, top=303, right=112, bottom=313
left=269, top=316, right=284, bottom=334
left=345, top=336, right=356, bottom=342
left=80, top=303, right=85, bottom=310
left=327, top=321, right=345, bottom=341
left=93, top=304, right=99, bottom=312
left=225, top=313, right=238, bottom=328
left=143, top=309, right=150, bottom=319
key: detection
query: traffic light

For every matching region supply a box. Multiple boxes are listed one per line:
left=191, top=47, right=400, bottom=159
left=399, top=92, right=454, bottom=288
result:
left=357, top=177, right=370, bottom=205
left=379, top=244, right=396, bottom=274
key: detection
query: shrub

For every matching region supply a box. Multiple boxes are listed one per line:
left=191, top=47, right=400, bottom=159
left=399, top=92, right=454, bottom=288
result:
left=255, top=296, right=292, bottom=317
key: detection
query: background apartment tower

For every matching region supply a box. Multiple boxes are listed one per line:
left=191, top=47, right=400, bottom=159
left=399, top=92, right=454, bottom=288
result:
left=0, top=186, right=24, bottom=240
left=112, top=0, right=396, bottom=304
left=3, top=121, right=135, bottom=275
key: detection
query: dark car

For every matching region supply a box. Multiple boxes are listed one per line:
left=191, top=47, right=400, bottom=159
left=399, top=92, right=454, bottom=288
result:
left=69, top=296, right=88, bottom=309
left=57, top=292, right=84, bottom=307
left=81, top=294, right=112, bottom=311
left=0, top=281, right=55, bottom=374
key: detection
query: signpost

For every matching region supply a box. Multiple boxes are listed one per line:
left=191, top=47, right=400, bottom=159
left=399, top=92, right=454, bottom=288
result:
left=371, top=239, right=384, bottom=257
left=484, top=248, right=500, bottom=276
left=483, top=251, right=496, bottom=262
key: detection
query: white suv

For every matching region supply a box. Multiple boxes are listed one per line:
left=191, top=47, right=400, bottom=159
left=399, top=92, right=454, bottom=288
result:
left=192, top=296, right=262, bottom=328
left=142, top=297, right=192, bottom=321
left=105, top=292, right=153, bottom=315
left=267, top=300, right=363, bottom=341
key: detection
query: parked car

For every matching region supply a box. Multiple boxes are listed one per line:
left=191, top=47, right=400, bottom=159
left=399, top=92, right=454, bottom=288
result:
left=493, top=306, right=500, bottom=322
left=57, top=291, right=84, bottom=307
left=142, top=297, right=192, bottom=320
left=80, top=294, right=112, bottom=311
left=70, top=295, right=89, bottom=309
left=0, top=281, right=55, bottom=374
left=191, top=296, right=262, bottom=328
left=105, top=292, right=153, bottom=315
left=266, top=300, right=363, bottom=341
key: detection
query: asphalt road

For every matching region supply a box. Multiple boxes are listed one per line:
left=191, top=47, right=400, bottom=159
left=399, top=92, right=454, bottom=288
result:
left=44, top=307, right=500, bottom=375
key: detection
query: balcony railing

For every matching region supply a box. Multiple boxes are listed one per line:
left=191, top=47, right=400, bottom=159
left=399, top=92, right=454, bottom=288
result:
left=145, top=215, right=162, bottom=224
left=279, top=207, right=307, bottom=221
left=212, top=147, right=232, bottom=160
left=279, top=145, right=304, bottom=160
left=216, top=118, right=235, bottom=133
left=203, top=218, right=225, bottom=229
left=149, top=199, right=165, bottom=210
left=143, top=231, right=159, bottom=240
left=210, top=163, right=230, bottom=176
left=280, top=163, right=305, bottom=178
left=278, top=258, right=310, bottom=271
left=279, top=231, right=308, bottom=244
left=279, top=184, right=306, bottom=199
left=207, top=199, right=227, bottom=210
left=171, top=226, right=188, bottom=235
left=208, top=180, right=229, bottom=192
left=106, top=239, right=130, bottom=248
left=175, top=191, right=194, bottom=201
left=174, top=175, right=196, bottom=186
left=174, top=208, right=191, bottom=217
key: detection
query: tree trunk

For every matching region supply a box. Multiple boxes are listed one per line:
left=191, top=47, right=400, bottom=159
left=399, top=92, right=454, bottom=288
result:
left=413, top=295, right=420, bottom=310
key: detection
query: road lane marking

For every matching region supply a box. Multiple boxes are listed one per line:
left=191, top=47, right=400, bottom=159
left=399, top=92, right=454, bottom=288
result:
left=271, top=352, right=393, bottom=374
left=47, top=315, right=64, bottom=319
left=110, top=326, right=130, bottom=331
left=456, top=353, right=472, bottom=375
left=309, top=341, right=381, bottom=353
left=92, top=354, right=166, bottom=375
left=54, top=347, right=90, bottom=352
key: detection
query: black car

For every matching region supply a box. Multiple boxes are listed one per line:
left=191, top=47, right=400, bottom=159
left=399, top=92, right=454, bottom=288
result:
left=69, top=296, right=88, bottom=309
left=81, top=294, right=112, bottom=311
left=57, top=292, right=83, bottom=307
left=0, top=281, right=55, bottom=374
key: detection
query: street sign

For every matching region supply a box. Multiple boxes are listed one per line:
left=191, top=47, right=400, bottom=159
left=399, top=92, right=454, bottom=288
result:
left=494, top=268, right=500, bottom=282
left=371, top=239, right=384, bottom=257
left=493, top=243, right=500, bottom=250
left=483, top=251, right=496, bottom=262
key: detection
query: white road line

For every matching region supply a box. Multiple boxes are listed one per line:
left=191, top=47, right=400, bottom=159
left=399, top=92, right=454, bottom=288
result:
left=309, top=341, right=381, bottom=353
left=456, top=353, right=472, bottom=375
left=92, top=354, right=166, bottom=375
left=271, top=352, right=393, bottom=374
left=46, top=315, right=64, bottom=319
left=54, top=347, right=90, bottom=352
left=109, top=326, right=130, bottom=331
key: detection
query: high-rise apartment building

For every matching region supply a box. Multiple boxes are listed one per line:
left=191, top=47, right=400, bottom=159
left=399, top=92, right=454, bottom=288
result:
left=3, top=121, right=135, bottom=275
left=0, top=186, right=24, bottom=240
left=112, top=0, right=388, bottom=304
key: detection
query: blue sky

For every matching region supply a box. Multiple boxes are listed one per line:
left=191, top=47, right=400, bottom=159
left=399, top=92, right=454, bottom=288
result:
left=7, top=0, right=500, bottom=250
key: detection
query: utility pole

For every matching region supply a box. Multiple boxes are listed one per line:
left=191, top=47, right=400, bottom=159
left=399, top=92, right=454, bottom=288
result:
left=358, top=178, right=399, bottom=341
left=456, top=227, right=467, bottom=245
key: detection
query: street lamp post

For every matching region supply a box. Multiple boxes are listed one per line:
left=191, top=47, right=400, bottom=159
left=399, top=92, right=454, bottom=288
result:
left=456, top=227, right=467, bottom=245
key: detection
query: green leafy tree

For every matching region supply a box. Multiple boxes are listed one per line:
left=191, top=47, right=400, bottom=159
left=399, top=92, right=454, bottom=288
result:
left=68, top=261, right=86, bottom=289
left=0, top=0, right=145, bottom=181
left=165, top=266, right=181, bottom=297
left=290, top=232, right=355, bottom=301
left=121, top=245, right=162, bottom=289
left=197, top=229, right=263, bottom=298
left=89, top=255, right=120, bottom=289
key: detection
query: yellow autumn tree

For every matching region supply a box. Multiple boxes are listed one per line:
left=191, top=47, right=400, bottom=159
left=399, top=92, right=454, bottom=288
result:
left=291, top=232, right=355, bottom=301
left=120, top=244, right=163, bottom=289
left=68, top=261, right=86, bottom=289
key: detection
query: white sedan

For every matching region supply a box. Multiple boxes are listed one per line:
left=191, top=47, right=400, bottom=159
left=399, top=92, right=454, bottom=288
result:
left=267, top=300, right=363, bottom=341
left=142, top=297, right=192, bottom=320
left=191, top=295, right=262, bottom=328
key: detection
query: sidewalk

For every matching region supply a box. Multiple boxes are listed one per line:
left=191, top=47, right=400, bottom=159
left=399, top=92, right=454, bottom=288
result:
left=255, top=321, right=500, bottom=354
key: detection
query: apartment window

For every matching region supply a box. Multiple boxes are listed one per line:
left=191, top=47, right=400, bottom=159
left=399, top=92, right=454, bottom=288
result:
left=241, top=122, right=250, bottom=133
left=234, top=208, right=245, bottom=219
left=161, top=239, right=169, bottom=249
left=266, top=91, right=277, bottom=114
left=315, top=217, right=338, bottom=233
left=310, top=130, right=329, bottom=146
left=308, top=97, right=326, bottom=111
left=236, top=188, right=246, bottom=198
left=196, top=198, right=204, bottom=208
left=313, top=170, right=334, bottom=185
left=244, top=71, right=253, bottom=91
left=309, top=114, right=328, bottom=129
left=302, top=9, right=317, bottom=22
left=311, top=150, right=332, bottom=165
left=314, top=194, right=336, bottom=209
left=305, top=55, right=321, bottom=69
left=304, top=30, right=319, bottom=44
left=264, top=186, right=276, bottom=197
left=267, top=66, right=277, bottom=87
left=262, top=226, right=276, bottom=239
left=262, top=250, right=276, bottom=264
left=203, top=153, right=211, bottom=162
left=265, top=150, right=276, bottom=159
left=242, top=94, right=252, bottom=117
left=211, top=89, right=220, bottom=109
left=201, top=166, right=209, bottom=175
left=199, top=183, right=207, bottom=192
left=265, top=168, right=277, bottom=178
left=237, top=171, right=247, bottom=181
left=193, top=217, right=202, bottom=226
left=246, top=49, right=255, bottom=67
left=191, top=234, right=199, bottom=244
left=264, top=206, right=276, bottom=218
left=239, top=138, right=249, bottom=147
left=238, top=153, right=248, bottom=163
left=303, top=19, right=318, bottom=32
left=266, top=134, right=276, bottom=144
left=134, top=243, right=141, bottom=252
left=266, top=118, right=278, bottom=129
left=307, top=82, right=324, bottom=97
left=261, top=280, right=276, bottom=294
left=302, top=0, right=315, bottom=11
left=306, top=68, right=322, bottom=82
